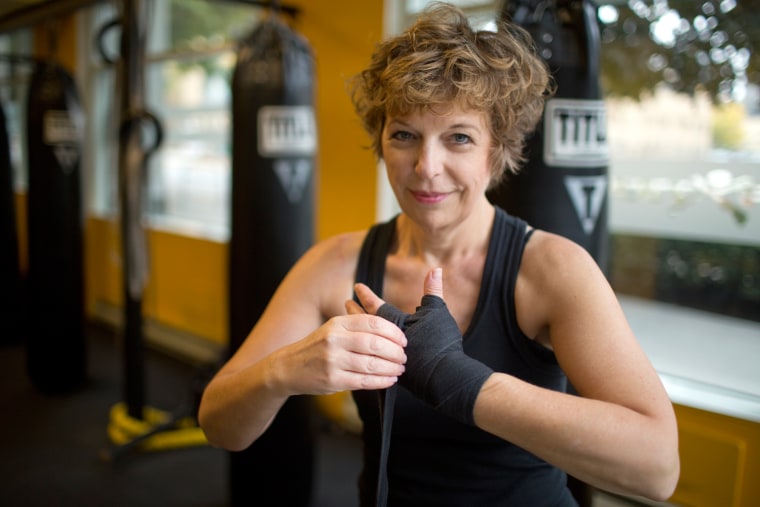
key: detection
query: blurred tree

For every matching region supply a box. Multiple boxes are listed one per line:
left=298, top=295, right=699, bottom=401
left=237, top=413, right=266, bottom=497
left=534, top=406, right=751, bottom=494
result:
left=712, top=101, right=745, bottom=149
left=169, top=0, right=259, bottom=51
left=599, top=0, right=759, bottom=104
left=162, top=0, right=266, bottom=79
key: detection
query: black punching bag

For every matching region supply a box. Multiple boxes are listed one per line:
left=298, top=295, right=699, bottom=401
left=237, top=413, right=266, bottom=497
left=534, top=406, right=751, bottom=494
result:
left=490, top=0, right=610, bottom=272
left=228, top=13, right=316, bottom=507
left=25, top=62, right=86, bottom=393
left=1, top=100, right=23, bottom=346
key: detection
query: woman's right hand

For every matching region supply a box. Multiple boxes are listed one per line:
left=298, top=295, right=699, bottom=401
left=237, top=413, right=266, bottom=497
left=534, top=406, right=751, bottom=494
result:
left=269, top=312, right=408, bottom=397
left=199, top=232, right=402, bottom=450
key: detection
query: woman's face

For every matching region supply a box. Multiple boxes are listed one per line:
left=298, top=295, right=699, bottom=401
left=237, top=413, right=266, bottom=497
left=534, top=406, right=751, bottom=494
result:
left=381, top=104, right=493, bottom=231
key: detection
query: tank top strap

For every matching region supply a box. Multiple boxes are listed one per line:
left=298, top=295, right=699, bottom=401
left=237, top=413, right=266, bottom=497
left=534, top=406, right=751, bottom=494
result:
left=486, top=206, right=529, bottom=308
left=354, top=215, right=397, bottom=299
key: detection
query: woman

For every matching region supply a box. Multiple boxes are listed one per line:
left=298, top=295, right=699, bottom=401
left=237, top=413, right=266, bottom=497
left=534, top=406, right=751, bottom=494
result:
left=199, top=3, right=679, bottom=505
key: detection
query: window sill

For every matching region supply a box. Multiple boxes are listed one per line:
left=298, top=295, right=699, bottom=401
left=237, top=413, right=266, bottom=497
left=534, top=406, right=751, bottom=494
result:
left=620, top=295, right=760, bottom=422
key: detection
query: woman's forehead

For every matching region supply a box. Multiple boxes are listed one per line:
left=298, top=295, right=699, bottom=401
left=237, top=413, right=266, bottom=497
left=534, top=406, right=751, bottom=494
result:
left=385, top=103, right=489, bottom=129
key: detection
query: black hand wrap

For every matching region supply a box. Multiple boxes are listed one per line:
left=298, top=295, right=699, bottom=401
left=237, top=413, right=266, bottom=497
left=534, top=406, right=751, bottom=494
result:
left=377, top=295, right=493, bottom=425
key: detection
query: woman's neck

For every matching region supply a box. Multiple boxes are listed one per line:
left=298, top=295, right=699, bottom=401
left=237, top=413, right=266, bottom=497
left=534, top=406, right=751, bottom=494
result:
left=394, top=201, right=495, bottom=267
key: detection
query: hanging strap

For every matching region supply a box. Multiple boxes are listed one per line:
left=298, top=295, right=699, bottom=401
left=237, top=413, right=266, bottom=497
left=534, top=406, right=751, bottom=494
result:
left=354, top=218, right=397, bottom=507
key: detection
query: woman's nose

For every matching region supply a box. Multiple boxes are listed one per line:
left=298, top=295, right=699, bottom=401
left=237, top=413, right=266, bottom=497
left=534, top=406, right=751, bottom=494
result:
left=414, top=142, right=441, bottom=179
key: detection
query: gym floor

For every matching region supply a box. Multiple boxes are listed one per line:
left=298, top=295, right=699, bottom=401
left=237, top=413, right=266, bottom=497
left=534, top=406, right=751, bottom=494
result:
left=0, top=323, right=665, bottom=507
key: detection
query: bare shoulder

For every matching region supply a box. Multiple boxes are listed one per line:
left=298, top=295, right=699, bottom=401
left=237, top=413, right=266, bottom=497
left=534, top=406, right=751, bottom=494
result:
left=278, top=230, right=367, bottom=318
left=515, top=229, right=614, bottom=343
left=520, top=229, right=603, bottom=286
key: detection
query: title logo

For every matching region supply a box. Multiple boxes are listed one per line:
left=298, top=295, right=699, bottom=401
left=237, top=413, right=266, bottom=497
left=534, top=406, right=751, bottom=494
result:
left=544, top=99, right=609, bottom=168
left=258, top=106, right=316, bottom=157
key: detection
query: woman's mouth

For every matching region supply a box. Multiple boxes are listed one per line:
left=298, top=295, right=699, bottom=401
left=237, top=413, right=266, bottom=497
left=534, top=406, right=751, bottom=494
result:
left=411, top=191, right=448, bottom=204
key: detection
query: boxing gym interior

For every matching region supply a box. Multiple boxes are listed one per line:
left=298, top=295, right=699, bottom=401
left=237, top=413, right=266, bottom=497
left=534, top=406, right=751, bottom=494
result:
left=1, top=1, right=758, bottom=506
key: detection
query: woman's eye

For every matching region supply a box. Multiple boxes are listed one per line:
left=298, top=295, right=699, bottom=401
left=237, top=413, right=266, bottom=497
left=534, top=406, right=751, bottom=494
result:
left=390, top=130, right=414, bottom=141
left=452, top=133, right=471, bottom=144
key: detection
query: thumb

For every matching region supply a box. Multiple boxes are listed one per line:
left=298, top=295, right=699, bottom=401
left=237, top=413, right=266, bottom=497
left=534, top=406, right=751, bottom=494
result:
left=353, top=282, right=386, bottom=315
left=424, top=267, right=444, bottom=299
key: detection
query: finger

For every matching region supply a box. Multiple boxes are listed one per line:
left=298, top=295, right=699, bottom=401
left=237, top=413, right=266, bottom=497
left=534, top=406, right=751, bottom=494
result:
left=424, top=267, right=444, bottom=299
left=344, top=372, right=400, bottom=391
left=345, top=299, right=366, bottom=315
left=346, top=348, right=406, bottom=376
left=348, top=329, right=407, bottom=367
left=353, top=282, right=387, bottom=315
left=336, top=314, right=407, bottom=347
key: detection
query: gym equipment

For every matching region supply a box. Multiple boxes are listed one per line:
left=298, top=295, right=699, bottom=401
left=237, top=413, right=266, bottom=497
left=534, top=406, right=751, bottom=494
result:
left=489, top=0, right=610, bottom=273
left=228, top=5, right=315, bottom=506
left=491, top=3, right=609, bottom=504
left=98, top=0, right=207, bottom=461
left=25, top=59, right=87, bottom=393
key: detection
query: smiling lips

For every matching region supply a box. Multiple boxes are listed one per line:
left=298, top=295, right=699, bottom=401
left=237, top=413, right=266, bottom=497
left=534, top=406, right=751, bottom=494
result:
left=411, top=190, right=448, bottom=204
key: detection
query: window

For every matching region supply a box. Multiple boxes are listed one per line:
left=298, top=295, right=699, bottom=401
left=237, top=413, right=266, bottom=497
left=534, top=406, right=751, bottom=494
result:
left=0, top=29, right=33, bottom=192
left=83, top=0, right=260, bottom=241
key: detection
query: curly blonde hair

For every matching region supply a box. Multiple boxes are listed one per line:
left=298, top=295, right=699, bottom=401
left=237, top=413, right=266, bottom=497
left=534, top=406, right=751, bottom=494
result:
left=350, top=2, right=554, bottom=187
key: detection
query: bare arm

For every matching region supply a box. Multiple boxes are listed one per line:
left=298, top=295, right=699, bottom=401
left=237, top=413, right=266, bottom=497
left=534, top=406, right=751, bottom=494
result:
left=474, top=232, right=679, bottom=500
left=198, top=233, right=407, bottom=451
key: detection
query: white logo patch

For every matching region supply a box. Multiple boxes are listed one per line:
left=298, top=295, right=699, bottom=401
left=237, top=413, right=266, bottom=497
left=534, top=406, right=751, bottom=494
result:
left=544, top=99, right=609, bottom=168
left=564, top=175, right=607, bottom=235
left=258, top=106, right=316, bottom=157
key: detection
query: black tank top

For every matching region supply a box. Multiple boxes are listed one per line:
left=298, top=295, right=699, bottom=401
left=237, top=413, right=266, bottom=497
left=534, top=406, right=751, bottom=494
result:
left=352, top=207, right=577, bottom=506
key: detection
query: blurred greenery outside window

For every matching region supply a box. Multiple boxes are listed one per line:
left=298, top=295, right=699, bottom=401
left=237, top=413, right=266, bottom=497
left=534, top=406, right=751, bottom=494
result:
left=594, top=0, right=760, bottom=321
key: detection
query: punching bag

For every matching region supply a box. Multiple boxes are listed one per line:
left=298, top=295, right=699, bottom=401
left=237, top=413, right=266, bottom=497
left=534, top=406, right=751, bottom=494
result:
left=0, top=100, right=23, bottom=346
left=25, top=61, right=86, bottom=393
left=228, top=12, right=317, bottom=507
left=491, top=3, right=608, bottom=505
left=490, top=0, right=610, bottom=272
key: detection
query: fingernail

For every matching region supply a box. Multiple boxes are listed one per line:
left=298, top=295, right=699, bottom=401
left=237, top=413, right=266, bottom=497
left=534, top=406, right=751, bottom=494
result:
left=432, top=267, right=442, bottom=281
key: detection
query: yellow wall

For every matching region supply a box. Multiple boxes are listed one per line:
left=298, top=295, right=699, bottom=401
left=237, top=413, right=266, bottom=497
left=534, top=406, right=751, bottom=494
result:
left=671, top=404, right=760, bottom=507
left=85, top=218, right=229, bottom=346
left=18, top=1, right=384, bottom=347
left=291, top=0, right=384, bottom=240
